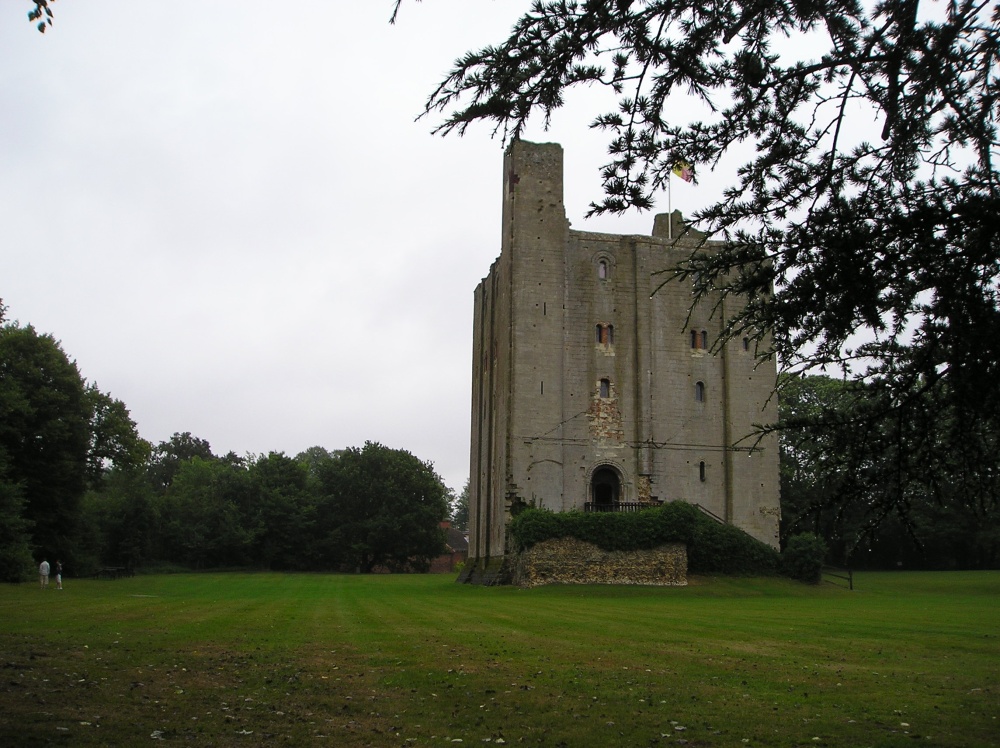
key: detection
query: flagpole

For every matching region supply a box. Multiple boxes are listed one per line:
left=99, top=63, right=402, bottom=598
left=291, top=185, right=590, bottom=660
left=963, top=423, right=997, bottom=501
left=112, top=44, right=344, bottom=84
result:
left=667, top=172, right=673, bottom=241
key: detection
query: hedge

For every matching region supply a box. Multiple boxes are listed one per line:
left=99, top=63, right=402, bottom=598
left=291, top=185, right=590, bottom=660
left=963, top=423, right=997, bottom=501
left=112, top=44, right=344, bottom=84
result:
left=508, top=502, right=781, bottom=576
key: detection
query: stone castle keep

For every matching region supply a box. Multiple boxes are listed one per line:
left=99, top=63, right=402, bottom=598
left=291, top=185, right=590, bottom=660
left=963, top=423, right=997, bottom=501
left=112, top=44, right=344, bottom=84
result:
left=467, top=141, right=780, bottom=576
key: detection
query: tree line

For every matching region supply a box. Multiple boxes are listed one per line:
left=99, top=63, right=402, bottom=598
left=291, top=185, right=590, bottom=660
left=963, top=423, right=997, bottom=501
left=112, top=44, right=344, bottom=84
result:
left=4, top=303, right=997, bottom=581
left=0, top=306, right=455, bottom=582
left=778, top=374, right=1000, bottom=570
left=76, top=436, right=453, bottom=576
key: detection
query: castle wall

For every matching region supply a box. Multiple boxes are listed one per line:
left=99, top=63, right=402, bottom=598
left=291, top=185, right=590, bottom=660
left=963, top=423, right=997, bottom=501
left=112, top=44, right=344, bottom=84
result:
left=510, top=538, right=687, bottom=587
left=468, top=140, right=780, bottom=565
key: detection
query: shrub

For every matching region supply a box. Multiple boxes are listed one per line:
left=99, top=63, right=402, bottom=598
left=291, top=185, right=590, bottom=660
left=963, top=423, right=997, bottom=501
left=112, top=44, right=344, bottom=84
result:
left=781, top=533, right=827, bottom=583
left=686, top=520, right=781, bottom=575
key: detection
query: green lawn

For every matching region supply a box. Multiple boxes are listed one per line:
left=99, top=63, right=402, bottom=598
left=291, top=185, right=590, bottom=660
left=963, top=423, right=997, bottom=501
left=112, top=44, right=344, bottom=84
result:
left=1, top=571, right=996, bottom=747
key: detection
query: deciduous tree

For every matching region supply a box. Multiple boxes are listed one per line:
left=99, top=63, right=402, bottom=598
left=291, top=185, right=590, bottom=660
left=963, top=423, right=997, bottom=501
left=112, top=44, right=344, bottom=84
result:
left=148, top=432, right=215, bottom=491
left=158, top=457, right=255, bottom=568
left=85, top=385, right=151, bottom=488
left=0, top=477, right=34, bottom=583
left=247, top=452, right=316, bottom=570
left=451, top=478, right=470, bottom=532
left=780, top=374, right=1000, bottom=568
left=0, top=323, right=89, bottom=558
left=314, top=442, right=448, bottom=572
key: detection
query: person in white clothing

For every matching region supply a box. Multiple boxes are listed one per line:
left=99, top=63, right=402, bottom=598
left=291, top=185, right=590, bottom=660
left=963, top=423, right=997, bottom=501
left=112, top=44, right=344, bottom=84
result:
left=39, top=559, right=50, bottom=589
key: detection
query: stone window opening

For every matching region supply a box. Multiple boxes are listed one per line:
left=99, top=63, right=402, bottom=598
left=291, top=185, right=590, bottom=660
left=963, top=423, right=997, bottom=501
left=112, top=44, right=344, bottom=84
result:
left=597, top=323, right=614, bottom=346
left=600, top=378, right=611, bottom=398
left=690, top=329, right=709, bottom=350
left=699, top=461, right=706, bottom=482
left=598, top=259, right=608, bottom=279
left=695, top=381, right=705, bottom=402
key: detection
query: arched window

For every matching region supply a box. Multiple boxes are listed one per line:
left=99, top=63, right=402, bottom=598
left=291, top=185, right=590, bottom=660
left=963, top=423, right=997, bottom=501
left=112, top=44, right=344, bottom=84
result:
left=742, top=337, right=750, bottom=352
left=690, top=330, right=698, bottom=348
left=596, top=324, right=604, bottom=343
left=607, top=324, right=614, bottom=344
left=695, top=381, right=705, bottom=402
left=600, top=378, right=611, bottom=398
left=598, top=260, right=608, bottom=279
left=700, top=330, right=709, bottom=350
left=699, top=461, right=706, bottom=482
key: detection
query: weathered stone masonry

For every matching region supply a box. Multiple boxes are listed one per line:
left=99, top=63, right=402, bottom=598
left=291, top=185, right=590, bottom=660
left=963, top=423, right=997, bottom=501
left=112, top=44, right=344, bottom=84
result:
left=511, top=538, right=688, bottom=587
left=467, top=141, right=780, bottom=577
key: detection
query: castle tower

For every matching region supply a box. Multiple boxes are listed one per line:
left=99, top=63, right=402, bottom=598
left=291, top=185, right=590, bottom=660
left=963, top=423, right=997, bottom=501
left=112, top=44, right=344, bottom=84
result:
left=468, top=141, right=780, bottom=573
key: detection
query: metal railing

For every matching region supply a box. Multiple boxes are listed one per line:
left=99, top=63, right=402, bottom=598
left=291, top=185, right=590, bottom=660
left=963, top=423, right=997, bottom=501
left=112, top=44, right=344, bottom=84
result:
left=692, top=503, right=726, bottom=524
left=583, top=500, right=664, bottom=513
left=822, top=565, right=854, bottom=590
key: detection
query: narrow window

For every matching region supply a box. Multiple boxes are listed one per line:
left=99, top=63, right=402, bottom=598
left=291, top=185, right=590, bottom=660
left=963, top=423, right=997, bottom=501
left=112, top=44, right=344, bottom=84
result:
left=690, top=330, right=698, bottom=349
left=699, top=461, right=706, bottom=482
left=700, top=330, right=709, bottom=350
left=596, top=324, right=604, bottom=344
left=600, top=378, right=610, bottom=398
left=742, top=337, right=750, bottom=351
left=695, top=381, right=705, bottom=402
left=607, top=325, right=614, bottom=344
left=598, top=260, right=608, bottom=279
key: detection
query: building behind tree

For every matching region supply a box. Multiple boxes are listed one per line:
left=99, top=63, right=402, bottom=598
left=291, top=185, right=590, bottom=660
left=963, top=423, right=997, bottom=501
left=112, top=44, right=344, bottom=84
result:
left=467, top=141, right=780, bottom=578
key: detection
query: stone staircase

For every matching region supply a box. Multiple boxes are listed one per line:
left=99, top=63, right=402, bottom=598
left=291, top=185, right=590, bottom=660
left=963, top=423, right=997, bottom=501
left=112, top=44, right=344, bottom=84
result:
left=456, top=557, right=509, bottom=586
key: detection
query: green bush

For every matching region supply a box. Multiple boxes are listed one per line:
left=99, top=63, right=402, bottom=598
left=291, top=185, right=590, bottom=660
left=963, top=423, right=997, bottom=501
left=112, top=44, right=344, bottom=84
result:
left=508, top=501, right=780, bottom=576
left=687, top=520, right=781, bottom=575
left=781, top=533, right=827, bottom=583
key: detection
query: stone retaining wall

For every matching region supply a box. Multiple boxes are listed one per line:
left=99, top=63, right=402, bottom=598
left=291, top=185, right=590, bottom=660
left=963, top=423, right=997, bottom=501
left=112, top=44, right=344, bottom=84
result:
left=510, top=537, right=687, bottom=587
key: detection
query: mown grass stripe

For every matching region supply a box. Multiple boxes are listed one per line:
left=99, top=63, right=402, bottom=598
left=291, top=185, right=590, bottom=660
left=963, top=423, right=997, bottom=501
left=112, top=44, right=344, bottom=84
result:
left=1, top=571, right=996, bottom=746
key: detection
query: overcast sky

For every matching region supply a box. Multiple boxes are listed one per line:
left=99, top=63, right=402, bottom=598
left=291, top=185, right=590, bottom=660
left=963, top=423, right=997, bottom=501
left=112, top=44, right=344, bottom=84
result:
left=1, top=1, right=726, bottom=493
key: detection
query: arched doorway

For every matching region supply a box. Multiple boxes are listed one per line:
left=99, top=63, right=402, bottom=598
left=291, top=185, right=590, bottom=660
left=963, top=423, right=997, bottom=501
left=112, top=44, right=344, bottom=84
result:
left=591, top=466, right=621, bottom=508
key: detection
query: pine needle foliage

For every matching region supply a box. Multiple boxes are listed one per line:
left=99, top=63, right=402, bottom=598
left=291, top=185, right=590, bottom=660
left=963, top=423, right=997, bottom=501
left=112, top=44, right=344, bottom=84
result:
left=27, top=0, right=55, bottom=33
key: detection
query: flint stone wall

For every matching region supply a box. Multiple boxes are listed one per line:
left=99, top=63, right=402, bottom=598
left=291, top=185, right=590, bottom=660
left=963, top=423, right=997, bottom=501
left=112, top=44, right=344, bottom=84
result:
left=510, top=537, right=687, bottom=587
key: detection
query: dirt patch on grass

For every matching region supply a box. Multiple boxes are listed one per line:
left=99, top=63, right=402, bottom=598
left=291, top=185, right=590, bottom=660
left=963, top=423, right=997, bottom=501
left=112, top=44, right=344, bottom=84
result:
left=0, top=637, right=403, bottom=747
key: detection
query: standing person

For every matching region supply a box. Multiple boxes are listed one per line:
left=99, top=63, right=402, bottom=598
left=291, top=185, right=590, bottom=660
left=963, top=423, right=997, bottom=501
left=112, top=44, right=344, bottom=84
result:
left=39, top=559, right=50, bottom=589
left=55, top=560, right=63, bottom=590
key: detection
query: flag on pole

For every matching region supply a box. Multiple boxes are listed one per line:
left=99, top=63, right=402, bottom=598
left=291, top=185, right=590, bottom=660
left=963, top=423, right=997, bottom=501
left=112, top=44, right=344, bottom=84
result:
left=672, top=161, right=694, bottom=183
